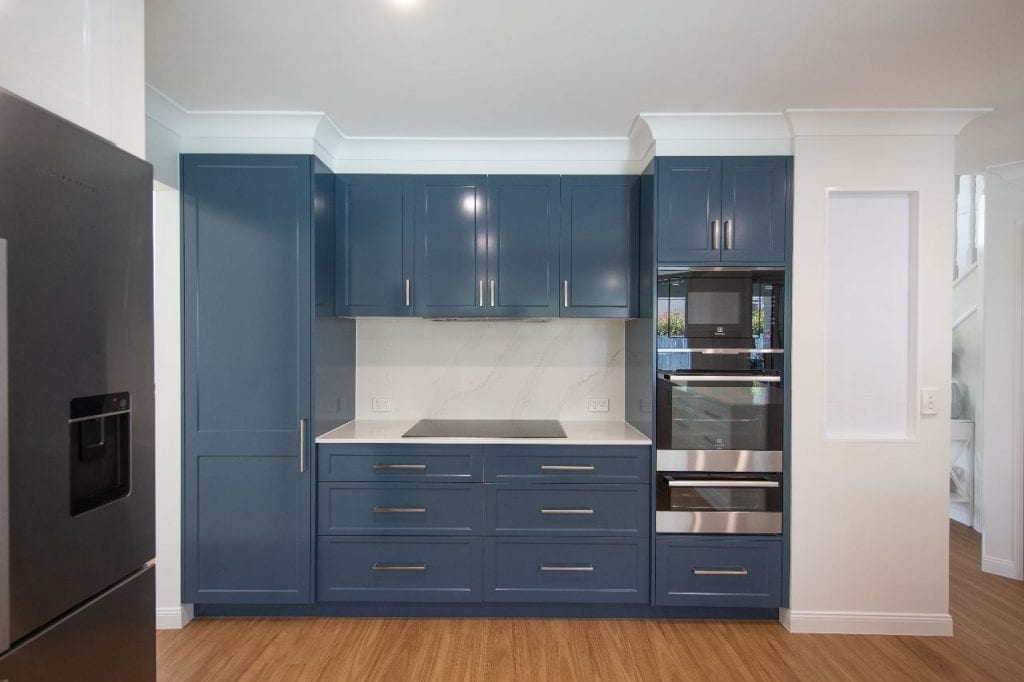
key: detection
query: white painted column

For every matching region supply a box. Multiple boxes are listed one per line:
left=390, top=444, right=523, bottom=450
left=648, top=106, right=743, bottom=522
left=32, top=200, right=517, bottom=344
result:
left=782, top=109, right=986, bottom=635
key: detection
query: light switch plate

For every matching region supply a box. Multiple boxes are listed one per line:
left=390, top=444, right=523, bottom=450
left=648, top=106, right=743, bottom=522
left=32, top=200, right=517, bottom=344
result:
left=371, top=397, right=393, bottom=413
left=588, top=398, right=610, bottom=413
left=920, top=388, right=938, bottom=415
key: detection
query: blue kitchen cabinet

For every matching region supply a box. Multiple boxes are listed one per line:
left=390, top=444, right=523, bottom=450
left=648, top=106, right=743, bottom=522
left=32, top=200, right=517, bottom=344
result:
left=657, top=156, right=789, bottom=265
left=559, top=176, right=639, bottom=318
left=182, top=154, right=318, bottom=603
left=336, top=175, right=415, bottom=316
left=414, top=175, right=488, bottom=316
left=486, top=176, right=560, bottom=316
left=655, top=536, right=782, bottom=608
left=414, top=175, right=560, bottom=317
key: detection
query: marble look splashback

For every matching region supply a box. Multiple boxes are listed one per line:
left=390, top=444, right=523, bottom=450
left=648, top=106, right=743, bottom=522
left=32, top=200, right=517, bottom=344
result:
left=355, top=318, right=625, bottom=420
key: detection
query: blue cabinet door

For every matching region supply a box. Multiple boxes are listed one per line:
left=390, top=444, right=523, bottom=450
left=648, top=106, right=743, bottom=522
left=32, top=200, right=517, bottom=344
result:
left=656, top=157, right=723, bottom=263
left=486, top=176, right=560, bottom=316
left=721, top=157, right=788, bottom=264
left=181, top=154, right=313, bottom=603
left=559, top=176, right=639, bottom=318
left=414, top=175, right=488, bottom=316
left=336, top=175, right=415, bottom=316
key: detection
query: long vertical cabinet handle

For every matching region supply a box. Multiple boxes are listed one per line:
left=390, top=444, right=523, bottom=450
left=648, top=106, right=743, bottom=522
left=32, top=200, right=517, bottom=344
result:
left=490, top=280, right=495, bottom=307
left=563, top=280, right=569, bottom=308
left=299, top=418, right=307, bottom=473
left=479, top=280, right=484, bottom=307
left=725, top=219, right=734, bottom=250
left=405, top=279, right=411, bottom=307
left=712, top=220, right=721, bottom=250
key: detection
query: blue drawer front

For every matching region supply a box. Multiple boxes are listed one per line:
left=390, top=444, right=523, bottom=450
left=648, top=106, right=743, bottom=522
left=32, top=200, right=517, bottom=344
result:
left=655, top=537, right=782, bottom=608
left=485, top=485, right=648, bottom=536
left=485, top=445, right=650, bottom=483
left=484, top=537, right=649, bottom=603
left=317, top=536, right=482, bottom=602
left=318, top=444, right=482, bottom=482
left=318, top=483, right=482, bottom=535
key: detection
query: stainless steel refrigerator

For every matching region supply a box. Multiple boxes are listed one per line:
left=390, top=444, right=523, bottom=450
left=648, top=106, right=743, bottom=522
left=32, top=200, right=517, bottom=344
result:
left=0, top=89, right=155, bottom=680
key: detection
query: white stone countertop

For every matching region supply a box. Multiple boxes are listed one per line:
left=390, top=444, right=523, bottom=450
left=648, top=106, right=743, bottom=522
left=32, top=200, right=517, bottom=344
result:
left=315, top=419, right=651, bottom=446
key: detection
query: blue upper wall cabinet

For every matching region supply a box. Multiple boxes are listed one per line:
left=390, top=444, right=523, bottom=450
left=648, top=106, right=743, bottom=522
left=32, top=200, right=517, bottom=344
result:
left=657, top=157, right=789, bottom=265
left=559, top=176, right=639, bottom=318
left=336, top=175, right=415, bottom=316
left=181, top=154, right=315, bottom=604
left=486, top=176, right=560, bottom=316
left=414, top=175, right=488, bottom=316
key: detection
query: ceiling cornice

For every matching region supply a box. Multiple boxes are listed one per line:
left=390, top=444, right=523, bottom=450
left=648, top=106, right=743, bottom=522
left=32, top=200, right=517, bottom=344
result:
left=986, top=160, right=1024, bottom=181
left=145, top=86, right=993, bottom=172
left=785, top=108, right=992, bottom=137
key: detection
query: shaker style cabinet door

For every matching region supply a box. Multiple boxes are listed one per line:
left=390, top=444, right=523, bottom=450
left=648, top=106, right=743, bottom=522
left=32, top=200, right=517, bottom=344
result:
left=414, top=175, right=488, bottom=317
left=486, top=175, right=560, bottom=317
left=720, top=157, right=788, bottom=264
left=559, top=175, right=639, bottom=318
left=656, top=157, right=723, bottom=263
left=336, top=175, right=415, bottom=316
left=181, top=154, right=313, bottom=604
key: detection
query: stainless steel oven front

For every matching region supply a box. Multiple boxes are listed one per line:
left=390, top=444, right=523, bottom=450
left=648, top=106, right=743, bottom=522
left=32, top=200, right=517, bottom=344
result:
left=655, top=450, right=783, bottom=534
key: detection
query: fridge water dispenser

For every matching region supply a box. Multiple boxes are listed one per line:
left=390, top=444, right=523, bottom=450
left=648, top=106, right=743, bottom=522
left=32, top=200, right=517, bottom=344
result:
left=69, top=393, right=131, bottom=515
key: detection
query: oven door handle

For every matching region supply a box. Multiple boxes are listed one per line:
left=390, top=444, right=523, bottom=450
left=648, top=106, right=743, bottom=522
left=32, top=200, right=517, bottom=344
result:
left=666, top=479, right=780, bottom=488
left=664, top=374, right=781, bottom=383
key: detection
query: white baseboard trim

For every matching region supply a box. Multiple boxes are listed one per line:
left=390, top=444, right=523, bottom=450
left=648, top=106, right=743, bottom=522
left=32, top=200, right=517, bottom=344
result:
left=981, top=554, right=1023, bottom=580
left=156, top=604, right=195, bottom=630
left=780, top=608, right=953, bottom=636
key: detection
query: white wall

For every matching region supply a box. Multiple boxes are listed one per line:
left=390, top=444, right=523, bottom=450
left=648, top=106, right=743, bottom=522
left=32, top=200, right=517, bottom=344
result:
left=785, top=132, right=958, bottom=635
left=979, top=170, right=1024, bottom=580
left=355, top=319, right=625, bottom=421
left=0, top=0, right=145, bottom=157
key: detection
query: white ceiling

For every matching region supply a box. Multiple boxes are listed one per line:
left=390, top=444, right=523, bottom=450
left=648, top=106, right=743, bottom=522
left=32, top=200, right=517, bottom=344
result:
left=145, top=0, right=1024, bottom=170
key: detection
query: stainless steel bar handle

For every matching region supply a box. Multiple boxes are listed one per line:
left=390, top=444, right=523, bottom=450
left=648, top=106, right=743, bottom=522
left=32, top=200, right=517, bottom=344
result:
left=692, top=568, right=749, bottom=577
left=372, top=507, right=427, bottom=513
left=563, top=280, right=569, bottom=308
left=665, top=374, right=782, bottom=383
left=540, top=464, right=595, bottom=472
left=299, top=418, right=307, bottom=473
left=372, top=563, right=427, bottom=572
left=373, top=463, right=427, bottom=471
left=479, top=280, right=484, bottom=306
left=725, top=219, right=734, bottom=250
left=712, top=220, right=721, bottom=249
left=666, top=479, right=779, bottom=488
left=541, top=508, right=595, bottom=515
left=405, top=279, right=411, bottom=307
left=540, top=565, right=594, bottom=573
left=490, top=279, right=495, bottom=307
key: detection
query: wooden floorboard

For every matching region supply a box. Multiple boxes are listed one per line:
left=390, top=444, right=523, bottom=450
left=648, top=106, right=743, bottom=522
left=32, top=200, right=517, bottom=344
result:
left=157, top=522, right=1024, bottom=681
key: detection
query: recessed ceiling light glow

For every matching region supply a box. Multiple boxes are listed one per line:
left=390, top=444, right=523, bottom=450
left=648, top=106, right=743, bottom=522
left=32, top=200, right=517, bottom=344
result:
left=390, top=0, right=419, bottom=9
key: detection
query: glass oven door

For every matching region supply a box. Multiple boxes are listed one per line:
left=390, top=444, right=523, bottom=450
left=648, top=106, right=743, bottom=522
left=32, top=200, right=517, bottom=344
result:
left=656, top=473, right=782, bottom=534
left=656, top=373, right=783, bottom=455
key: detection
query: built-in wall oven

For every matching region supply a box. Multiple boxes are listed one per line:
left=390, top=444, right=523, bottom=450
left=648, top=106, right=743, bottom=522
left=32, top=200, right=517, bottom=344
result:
left=655, top=267, right=785, bottom=535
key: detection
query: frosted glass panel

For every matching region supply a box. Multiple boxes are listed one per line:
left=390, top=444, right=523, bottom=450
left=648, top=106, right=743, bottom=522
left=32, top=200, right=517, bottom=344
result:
left=825, top=192, right=915, bottom=439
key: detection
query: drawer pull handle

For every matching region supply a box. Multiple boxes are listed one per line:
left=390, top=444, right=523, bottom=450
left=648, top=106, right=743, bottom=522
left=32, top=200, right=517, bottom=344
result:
left=372, top=507, right=427, bottom=514
left=540, top=465, right=595, bottom=472
left=692, top=568, right=749, bottom=577
left=372, top=464, right=427, bottom=470
left=540, top=508, right=595, bottom=515
left=372, top=563, right=427, bottom=572
left=540, top=565, right=594, bottom=573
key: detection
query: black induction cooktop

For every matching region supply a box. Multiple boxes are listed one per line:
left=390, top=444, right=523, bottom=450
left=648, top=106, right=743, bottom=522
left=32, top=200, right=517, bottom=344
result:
left=402, top=419, right=567, bottom=439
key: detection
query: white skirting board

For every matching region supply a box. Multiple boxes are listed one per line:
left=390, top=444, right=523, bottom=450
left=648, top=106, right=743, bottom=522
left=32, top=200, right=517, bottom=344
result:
left=982, top=555, right=1023, bottom=580
left=780, top=608, right=954, bottom=636
left=156, top=604, right=194, bottom=630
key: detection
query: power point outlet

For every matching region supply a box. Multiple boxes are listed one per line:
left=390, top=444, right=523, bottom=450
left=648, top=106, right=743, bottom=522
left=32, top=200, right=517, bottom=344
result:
left=920, top=388, right=938, bottom=415
left=588, top=398, right=610, bottom=413
left=371, top=398, right=393, bottom=413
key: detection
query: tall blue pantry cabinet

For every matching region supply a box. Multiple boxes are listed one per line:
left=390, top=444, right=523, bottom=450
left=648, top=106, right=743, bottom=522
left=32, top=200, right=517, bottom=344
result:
left=181, top=155, right=350, bottom=603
